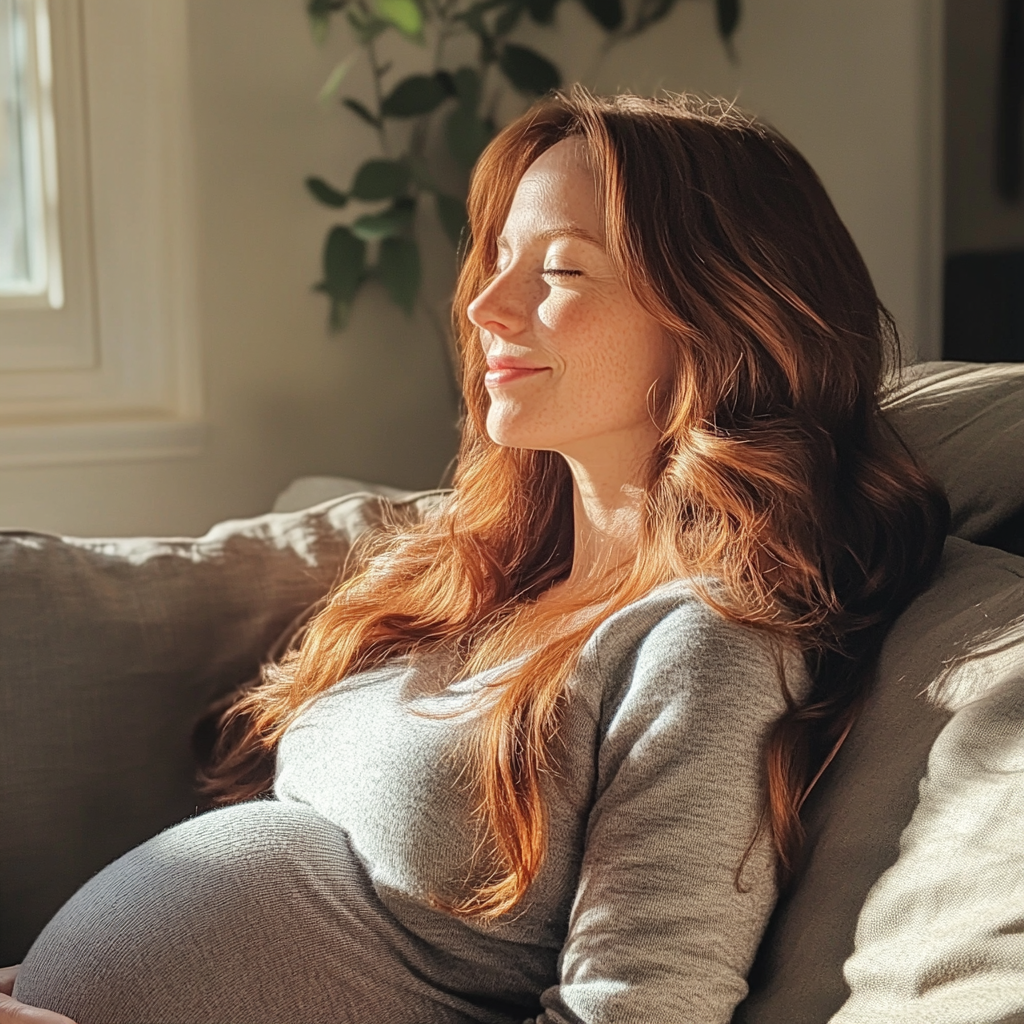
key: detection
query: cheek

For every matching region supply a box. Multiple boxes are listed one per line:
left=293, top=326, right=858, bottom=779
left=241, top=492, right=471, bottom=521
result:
left=550, top=296, right=663, bottom=407
left=537, top=289, right=590, bottom=340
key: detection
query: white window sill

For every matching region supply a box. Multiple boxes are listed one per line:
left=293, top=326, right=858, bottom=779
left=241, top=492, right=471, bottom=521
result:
left=0, top=415, right=206, bottom=467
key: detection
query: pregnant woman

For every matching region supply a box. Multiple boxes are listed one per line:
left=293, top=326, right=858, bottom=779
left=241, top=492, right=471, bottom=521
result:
left=4, top=91, right=948, bottom=1024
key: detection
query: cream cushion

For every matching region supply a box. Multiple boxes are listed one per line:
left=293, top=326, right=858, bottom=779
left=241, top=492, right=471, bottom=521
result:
left=735, top=537, right=1024, bottom=1022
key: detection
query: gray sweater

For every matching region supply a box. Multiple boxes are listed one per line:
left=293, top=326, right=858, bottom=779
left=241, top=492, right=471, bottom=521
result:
left=274, top=579, right=809, bottom=1024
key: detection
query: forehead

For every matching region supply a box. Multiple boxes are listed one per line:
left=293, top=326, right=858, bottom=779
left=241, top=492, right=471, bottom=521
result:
left=500, top=138, right=602, bottom=245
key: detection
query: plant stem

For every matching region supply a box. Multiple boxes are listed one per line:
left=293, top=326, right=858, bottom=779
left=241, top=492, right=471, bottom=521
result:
left=419, top=295, right=461, bottom=406
left=366, top=35, right=391, bottom=155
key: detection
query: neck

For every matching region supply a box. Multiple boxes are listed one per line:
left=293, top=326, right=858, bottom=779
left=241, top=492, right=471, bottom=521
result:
left=559, top=438, right=652, bottom=592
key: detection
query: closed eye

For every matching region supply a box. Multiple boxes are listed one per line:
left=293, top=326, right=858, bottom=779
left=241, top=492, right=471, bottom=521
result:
left=542, top=268, right=583, bottom=278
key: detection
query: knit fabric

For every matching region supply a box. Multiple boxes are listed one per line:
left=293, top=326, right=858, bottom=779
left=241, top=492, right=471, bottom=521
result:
left=15, top=579, right=806, bottom=1024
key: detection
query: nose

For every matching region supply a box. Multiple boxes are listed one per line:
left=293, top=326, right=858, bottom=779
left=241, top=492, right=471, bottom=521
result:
left=467, top=267, right=529, bottom=338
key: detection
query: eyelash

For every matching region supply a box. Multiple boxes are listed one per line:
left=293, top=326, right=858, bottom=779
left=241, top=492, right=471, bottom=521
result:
left=542, top=268, right=583, bottom=278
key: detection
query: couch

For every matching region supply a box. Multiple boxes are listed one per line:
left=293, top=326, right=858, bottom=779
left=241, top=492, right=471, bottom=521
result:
left=1, top=361, right=1023, bottom=1023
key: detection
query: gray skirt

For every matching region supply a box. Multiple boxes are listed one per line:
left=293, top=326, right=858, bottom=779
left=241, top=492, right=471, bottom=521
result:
left=14, top=802, right=537, bottom=1024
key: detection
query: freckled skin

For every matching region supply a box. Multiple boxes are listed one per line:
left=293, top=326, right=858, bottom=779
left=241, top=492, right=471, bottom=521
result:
left=467, top=140, right=672, bottom=476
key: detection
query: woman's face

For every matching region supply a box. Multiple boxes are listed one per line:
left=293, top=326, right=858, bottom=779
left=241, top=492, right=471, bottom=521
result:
left=467, top=138, right=672, bottom=470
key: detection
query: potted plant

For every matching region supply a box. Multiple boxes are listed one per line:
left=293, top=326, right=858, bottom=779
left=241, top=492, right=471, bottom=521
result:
left=305, top=0, right=741, bottom=331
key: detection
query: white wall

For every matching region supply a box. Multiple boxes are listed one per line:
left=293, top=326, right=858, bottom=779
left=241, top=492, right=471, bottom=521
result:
left=945, top=0, right=1024, bottom=254
left=0, top=0, right=942, bottom=537
left=560, top=0, right=944, bottom=361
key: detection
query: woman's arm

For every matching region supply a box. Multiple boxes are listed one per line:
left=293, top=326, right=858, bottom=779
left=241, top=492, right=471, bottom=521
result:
left=536, top=602, right=806, bottom=1024
left=0, top=968, right=77, bottom=1024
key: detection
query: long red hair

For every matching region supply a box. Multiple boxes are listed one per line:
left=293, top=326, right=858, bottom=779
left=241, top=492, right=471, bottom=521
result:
left=202, top=91, right=949, bottom=919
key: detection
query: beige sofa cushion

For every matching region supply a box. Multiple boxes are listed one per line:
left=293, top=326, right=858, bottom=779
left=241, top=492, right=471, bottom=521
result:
left=0, top=491, right=442, bottom=963
left=736, top=537, right=1024, bottom=1022
left=885, top=360, right=1024, bottom=545
left=832, top=661, right=1024, bottom=1023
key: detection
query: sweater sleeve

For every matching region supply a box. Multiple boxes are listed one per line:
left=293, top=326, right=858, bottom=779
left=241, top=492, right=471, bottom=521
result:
left=533, top=601, right=802, bottom=1024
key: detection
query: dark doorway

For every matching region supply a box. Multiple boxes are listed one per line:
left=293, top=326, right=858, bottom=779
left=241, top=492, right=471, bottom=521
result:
left=944, top=248, right=1024, bottom=361
left=944, top=0, right=1024, bottom=362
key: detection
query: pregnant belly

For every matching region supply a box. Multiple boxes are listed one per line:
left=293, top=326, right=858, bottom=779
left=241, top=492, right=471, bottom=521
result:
left=12, top=802, right=523, bottom=1024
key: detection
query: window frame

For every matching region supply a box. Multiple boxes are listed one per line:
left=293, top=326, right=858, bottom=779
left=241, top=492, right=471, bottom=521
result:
left=0, top=0, right=64, bottom=309
left=0, top=0, right=203, bottom=467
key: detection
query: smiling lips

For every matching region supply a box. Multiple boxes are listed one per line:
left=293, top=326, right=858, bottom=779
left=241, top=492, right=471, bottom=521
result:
left=484, top=357, right=549, bottom=388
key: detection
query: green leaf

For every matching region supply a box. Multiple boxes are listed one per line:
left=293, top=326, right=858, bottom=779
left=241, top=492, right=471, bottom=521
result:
left=435, top=70, right=457, bottom=96
left=579, top=0, right=622, bottom=29
left=350, top=200, right=415, bottom=241
left=318, top=53, right=357, bottom=102
left=499, top=44, right=561, bottom=95
left=436, top=193, right=468, bottom=248
left=306, top=176, right=349, bottom=207
left=342, top=97, right=382, bottom=128
left=318, top=225, right=366, bottom=329
left=378, top=237, right=421, bottom=314
left=453, top=66, right=482, bottom=109
left=346, top=6, right=389, bottom=43
left=445, top=105, right=492, bottom=169
left=527, top=0, right=560, bottom=22
left=380, top=74, right=451, bottom=117
left=715, top=0, right=740, bottom=40
left=308, top=0, right=346, bottom=15
left=308, top=0, right=345, bottom=42
left=625, top=0, right=674, bottom=34
left=372, top=0, right=423, bottom=38
left=309, top=14, right=330, bottom=43
left=351, top=159, right=410, bottom=200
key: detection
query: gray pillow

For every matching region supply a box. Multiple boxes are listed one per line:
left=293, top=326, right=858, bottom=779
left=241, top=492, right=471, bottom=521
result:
left=735, top=537, right=1024, bottom=1023
left=885, top=360, right=1024, bottom=544
left=0, top=491, right=442, bottom=963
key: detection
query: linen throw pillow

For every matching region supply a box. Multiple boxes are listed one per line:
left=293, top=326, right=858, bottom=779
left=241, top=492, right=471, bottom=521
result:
left=735, top=537, right=1024, bottom=1023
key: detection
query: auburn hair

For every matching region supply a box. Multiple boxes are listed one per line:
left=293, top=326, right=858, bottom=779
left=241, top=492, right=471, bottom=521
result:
left=201, top=90, right=949, bottom=919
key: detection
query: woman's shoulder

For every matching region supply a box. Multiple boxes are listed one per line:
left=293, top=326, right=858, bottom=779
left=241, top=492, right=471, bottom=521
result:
left=580, top=579, right=809, bottom=723
left=583, top=578, right=767, bottom=668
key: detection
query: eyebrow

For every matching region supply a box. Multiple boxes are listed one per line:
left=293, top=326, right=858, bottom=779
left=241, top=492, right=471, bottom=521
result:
left=495, top=226, right=604, bottom=249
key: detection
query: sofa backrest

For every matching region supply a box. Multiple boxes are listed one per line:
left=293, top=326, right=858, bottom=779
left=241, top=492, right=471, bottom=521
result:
left=734, top=360, right=1024, bottom=1021
left=884, top=361, right=1024, bottom=548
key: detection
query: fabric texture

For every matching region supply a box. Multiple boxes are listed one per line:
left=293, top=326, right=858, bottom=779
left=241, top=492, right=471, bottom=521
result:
left=16, top=581, right=808, bottom=1024
left=883, top=360, right=1024, bottom=543
left=272, top=475, right=411, bottom=512
left=734, top=537, right=1024, bottom=1023
left=14, top=802, right=516, bottom=1024
left=0, top=491, right=441, bottom=963
left=832, top=665, right=1024, bottom=1023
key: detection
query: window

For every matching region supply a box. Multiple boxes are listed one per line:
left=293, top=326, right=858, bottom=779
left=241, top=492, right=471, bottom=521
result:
left=0, top=0, right=62, bottom=309
left=0, top=0, right=203, bottom=467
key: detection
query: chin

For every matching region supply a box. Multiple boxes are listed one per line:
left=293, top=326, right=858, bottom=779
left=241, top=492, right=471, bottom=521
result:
left=485, top=418, right=545, bottom=451
left=485, top=407, right=573, bottom=452
left=485, top=414, right=523, bottom=449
